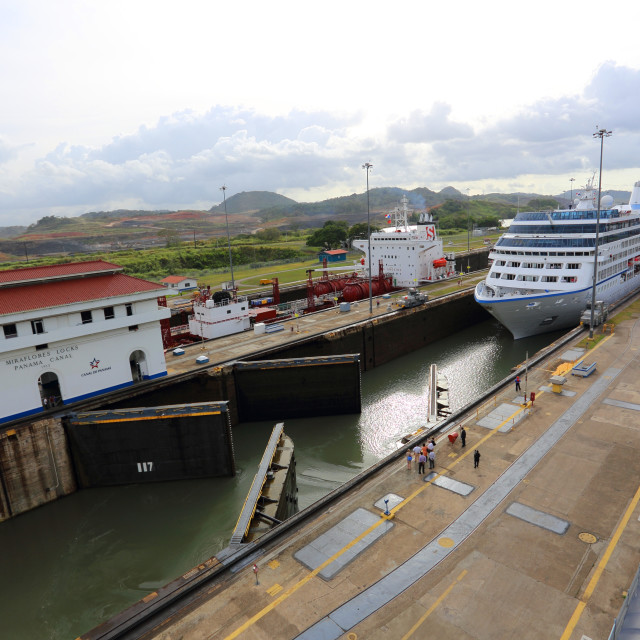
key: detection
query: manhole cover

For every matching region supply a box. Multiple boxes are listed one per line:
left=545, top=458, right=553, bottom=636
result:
left=579, top=532, right=597, bottom=544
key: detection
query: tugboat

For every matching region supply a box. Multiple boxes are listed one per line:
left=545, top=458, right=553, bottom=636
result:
left=188, top=287, right=251, bottom=340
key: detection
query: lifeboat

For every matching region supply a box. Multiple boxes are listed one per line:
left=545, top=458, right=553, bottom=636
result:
left=433, top=258, right=447, bottom=268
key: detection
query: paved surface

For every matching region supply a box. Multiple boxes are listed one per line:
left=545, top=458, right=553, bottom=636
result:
left=149, top=303, right=640, bottom=640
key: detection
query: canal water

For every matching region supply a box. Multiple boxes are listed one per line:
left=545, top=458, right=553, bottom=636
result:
left=0, top=319, right=563, bottom=639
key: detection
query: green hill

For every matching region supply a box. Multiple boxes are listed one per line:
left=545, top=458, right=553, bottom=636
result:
left=209, top=191, right=296, bottom=214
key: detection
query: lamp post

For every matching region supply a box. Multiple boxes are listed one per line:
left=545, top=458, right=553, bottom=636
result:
left=569, top=177, right=575, bottom=209
left=466, top=188, right=471, bottom=252
left=221, top=185, right=235, bottom=293
left=589, top=128, right=612, bottom=339
left=362, top=162, right=373, bottom=314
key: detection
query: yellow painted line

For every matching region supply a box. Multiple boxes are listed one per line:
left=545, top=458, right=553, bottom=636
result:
left=585, top=331, right=614, bottom=356
left=401, top=570, right=468, bottom=640
left=222, top=401, right=530, bottom=640
left=559, top=481, right=640, bottom=640
left=72, top=411, right=221, bottom=424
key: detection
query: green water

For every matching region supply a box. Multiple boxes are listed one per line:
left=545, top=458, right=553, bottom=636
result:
left=0, top=319, right=562, bottom=639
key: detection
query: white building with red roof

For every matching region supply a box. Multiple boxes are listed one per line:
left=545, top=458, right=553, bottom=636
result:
left=0, top=260, right=171, bottom=424
left=160, top=275, right=196, bottom=291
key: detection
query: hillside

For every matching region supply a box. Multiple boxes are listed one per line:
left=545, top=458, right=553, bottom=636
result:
left=0, top=185, right=631, bottom=261
left=209, top=191, right=296, bottom=214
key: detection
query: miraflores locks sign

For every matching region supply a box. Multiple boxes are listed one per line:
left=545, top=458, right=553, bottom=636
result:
left=3, top=345, right=112, bottom=376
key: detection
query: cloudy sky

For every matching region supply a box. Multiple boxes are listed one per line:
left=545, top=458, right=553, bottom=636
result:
left=1, top=0, right=639, bottom=226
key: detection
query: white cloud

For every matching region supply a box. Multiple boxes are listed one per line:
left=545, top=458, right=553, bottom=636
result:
left=1, top=2, right=640, bottom=225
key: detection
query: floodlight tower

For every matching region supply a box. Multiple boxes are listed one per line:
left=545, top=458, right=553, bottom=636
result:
left=589, top=128, right=612, bottom=338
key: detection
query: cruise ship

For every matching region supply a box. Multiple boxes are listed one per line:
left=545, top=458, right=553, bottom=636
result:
left=352, top=195, right=455, bottom=287
left=475, top=178, right=640, bottom=339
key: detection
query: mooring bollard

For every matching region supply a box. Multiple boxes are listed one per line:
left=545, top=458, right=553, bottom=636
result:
left=252, top=563, right=259, bottom=585
left=384, top=499, right=390, bottom=516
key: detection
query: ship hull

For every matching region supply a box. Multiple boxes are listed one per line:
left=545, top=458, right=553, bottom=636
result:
left=476, top=269, right=640, bottom=339
left=475, top=289, right=589, bottom=339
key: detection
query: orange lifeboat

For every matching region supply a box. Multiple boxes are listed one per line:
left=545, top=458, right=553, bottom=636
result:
left=433, top=258, right=447, bottom=268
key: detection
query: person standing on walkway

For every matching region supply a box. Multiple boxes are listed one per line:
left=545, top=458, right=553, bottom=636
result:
left=406, top=450, right=413, bottom=470
left=418, top=452, right=426, bottom=474
left=515, top=376, right=521, bottom=392
left=428, top=449, right=436, bottom=469
left=412, top=444, right=422, bottom=465
left=460, top=426, right=466, bottom=448
left=474, top=449, right=481, bottom=468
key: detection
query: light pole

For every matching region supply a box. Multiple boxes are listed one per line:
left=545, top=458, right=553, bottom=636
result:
left=589, top=128, right=612, bottom=338
left=362, top=162, right=373, bottom=314
left=466, top=188, right=471, bottom=252
left=221, top=185, right=235, bottom=293
left=569, top=177, right=575, bottom=209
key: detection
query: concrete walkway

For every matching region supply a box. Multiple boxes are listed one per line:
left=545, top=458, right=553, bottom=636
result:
left=149, top=303, right=640, bottom=640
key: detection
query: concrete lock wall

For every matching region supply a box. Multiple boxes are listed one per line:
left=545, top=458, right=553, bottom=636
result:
left=0, top=417, right=76, bottom=521
left=233, top=356, right=361, bottom=422
left=244, top=292, right=490, bottom=371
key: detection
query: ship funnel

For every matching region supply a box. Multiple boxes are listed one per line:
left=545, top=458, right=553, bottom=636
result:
left=630, top=181, right=640, bottom=210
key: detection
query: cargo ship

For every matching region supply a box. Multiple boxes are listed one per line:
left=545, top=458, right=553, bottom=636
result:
left=352, top=195, right=456, bottom=287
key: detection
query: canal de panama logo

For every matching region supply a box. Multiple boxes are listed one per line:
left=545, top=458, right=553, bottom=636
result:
left=81, top=356, right=111, bottom=377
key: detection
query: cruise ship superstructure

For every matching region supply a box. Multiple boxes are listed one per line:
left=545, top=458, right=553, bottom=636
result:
left=475, top=178, right=640, bottom=339
left=352, top=196, right=455, bottom=287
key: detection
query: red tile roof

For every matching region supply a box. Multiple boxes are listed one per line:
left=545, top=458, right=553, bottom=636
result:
left=321, top=249, right=348, bottom=255
left=0, top=260, right=122, bottom=286
left=161, top=275, right=189, bottom=284
left=0, top=273, right=165, bottom=316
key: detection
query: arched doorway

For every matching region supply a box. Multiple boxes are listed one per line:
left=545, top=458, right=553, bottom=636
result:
left=129, top=350, right=148, bottom=382
left=38, top=371, right=62, bottom=408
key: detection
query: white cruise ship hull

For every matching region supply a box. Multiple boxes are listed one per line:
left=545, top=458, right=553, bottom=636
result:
left=475, top=287, right=589, bottom=339
left=476, top=269, right=640, bottom=339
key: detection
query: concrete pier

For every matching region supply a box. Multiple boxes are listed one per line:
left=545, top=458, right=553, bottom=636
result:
left=81, top=298, right=640, bottom=640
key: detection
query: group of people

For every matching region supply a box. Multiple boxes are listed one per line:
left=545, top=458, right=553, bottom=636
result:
left=42, top=395, right=59, bottom=410
left=406, top=427, right=481, bottom=472
left=408, top=438, right=437, bottom=474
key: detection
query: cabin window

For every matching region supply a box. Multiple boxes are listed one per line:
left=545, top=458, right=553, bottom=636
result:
left=31, top=319, right=45, bottom=335
left=567, top=263, right=581, bottom=269
left=3, top=323, right=17, bottom=339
